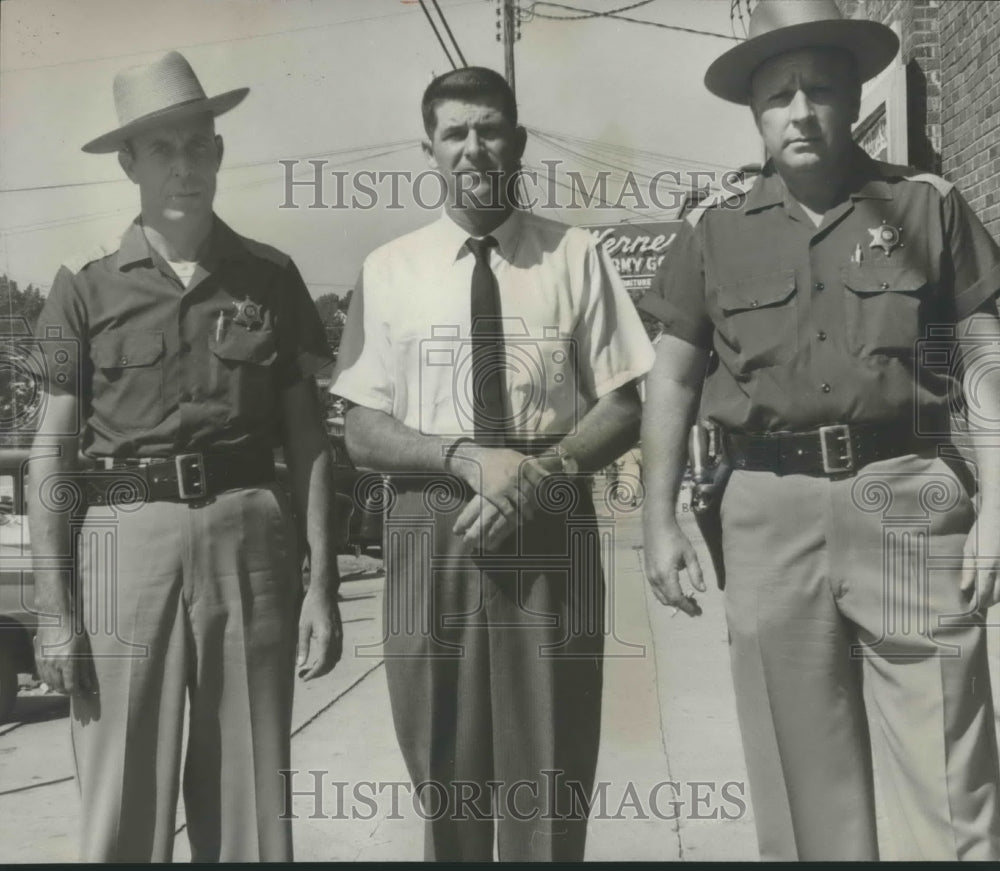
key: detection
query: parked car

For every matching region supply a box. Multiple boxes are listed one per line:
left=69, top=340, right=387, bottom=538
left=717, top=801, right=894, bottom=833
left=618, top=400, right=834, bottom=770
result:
left=0, top=450, right=35, bottom=722
left=325, top=410, right=383, bottom=554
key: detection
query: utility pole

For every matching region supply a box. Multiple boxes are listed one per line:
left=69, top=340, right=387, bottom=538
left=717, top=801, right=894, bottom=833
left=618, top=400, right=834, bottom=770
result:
left=501, top=0, right=517, bottom=98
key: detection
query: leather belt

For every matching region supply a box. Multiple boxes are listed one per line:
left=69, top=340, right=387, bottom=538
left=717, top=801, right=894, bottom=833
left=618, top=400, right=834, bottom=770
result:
left=724, top=423, right=938, bottom=477
left=85, top=451, right=277, bottom=505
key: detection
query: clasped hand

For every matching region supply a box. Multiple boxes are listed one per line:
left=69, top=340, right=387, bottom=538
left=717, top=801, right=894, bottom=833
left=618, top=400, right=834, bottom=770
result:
left=450, top=447, right=554, bottom=550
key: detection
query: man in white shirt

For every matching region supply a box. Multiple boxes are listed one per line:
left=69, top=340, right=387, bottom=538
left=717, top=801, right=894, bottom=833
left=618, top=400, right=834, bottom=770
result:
left=331, top=66, right=654, bottom=861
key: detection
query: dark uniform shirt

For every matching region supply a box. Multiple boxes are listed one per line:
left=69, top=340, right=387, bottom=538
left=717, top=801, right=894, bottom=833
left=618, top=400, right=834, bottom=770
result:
left=36, top=217, right=332, bottom=456
left=639, top=148, right=1000, bottom=433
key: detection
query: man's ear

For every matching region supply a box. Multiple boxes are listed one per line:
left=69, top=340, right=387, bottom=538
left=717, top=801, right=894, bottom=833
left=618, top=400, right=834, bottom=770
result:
left=118, top=148, right=137, bottom=183
left=849, top=90, right=861, bottom=125
left=422, top=138, right=437, bottom=169
left=514, top=124, right=527, bottom=162
left=215, top=134, right=224, bottom=169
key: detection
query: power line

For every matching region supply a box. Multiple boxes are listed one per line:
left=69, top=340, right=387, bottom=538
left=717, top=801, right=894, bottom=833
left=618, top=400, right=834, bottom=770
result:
left=521, top=161, right=652, bottom=220
left=530, top=125, right=735, bottom=172
left=530, top=131, right=689, bottom=188
left=216, top=144, right=418, bottom=198
left=432, top=0, right=469, bottom=66
left=0, top=139, right=422, bottom=195
left=531, top=131, right=719, bottom=181
left=524, top=0, right=656, bottom=21
left=0, top=143, right=418, bottom=236
left=527, top=126, right=735, bottom=174
left=527, top=133, right=721, bottom=208
left=526, top=0, right=739, bottom=40
left=0, top=0, right=483, bottom=74
left=418, top=0, right=458, bottom=69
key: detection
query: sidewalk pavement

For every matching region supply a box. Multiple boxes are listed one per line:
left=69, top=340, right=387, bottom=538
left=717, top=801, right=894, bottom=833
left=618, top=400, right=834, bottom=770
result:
left=278, top=477, right=760, bottom=861
left=2, top=476, right=999, bottom=860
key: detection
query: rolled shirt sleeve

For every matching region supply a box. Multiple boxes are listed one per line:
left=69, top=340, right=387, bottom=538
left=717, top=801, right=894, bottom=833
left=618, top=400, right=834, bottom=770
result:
left=944, top=187, right=1000, bottom=320
left=34, top=265, right=90, bottom=400
left=637, top=220, right=714, bottom=350
left=275, top=259, right=334, bottom=387
left=575, top=239, right=656, bottom=400
left=328, top=268, right=394, bottom=414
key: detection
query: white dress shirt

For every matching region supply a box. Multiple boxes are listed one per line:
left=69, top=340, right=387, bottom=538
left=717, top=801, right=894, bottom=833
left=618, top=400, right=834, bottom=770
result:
left=331, top=209, right=655, bottom=442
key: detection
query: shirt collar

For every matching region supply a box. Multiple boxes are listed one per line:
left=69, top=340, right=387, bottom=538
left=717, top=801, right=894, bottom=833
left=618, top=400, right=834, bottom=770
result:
left=116, top=214, right=242, bottom=272
left=439, top=208, right=523, bottom=262
left=846, top=148, right=894, bottom=201
left=744, top=147, right=894, bottom=217
left=116, top=218, right=152, bottom=270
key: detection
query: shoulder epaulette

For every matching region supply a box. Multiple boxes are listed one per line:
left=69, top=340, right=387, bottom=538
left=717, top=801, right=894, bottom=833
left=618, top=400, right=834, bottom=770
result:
left=683, top=176, right=755, bottom=227
left=873, top=159, right=955, bottom=196
left=902, top=170, right=954, bottom=197
left=60, top=236, right=121, bottom=275
left=236, top=234, right=291, bottom=268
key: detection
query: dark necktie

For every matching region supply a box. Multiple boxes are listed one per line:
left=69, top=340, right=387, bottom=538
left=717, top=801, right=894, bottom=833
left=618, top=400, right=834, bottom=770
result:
left=466, top=236, right=508, bottom=444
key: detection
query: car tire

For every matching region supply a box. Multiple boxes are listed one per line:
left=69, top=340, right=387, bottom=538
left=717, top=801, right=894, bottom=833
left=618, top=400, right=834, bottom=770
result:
left=0, top=644, right=18, bottom=723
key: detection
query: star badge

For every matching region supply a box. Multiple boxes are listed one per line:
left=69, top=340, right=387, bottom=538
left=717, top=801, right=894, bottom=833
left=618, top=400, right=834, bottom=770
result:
left=232, top=299, right=264, bottom=330
left=868, top=222, right=903, bottom=257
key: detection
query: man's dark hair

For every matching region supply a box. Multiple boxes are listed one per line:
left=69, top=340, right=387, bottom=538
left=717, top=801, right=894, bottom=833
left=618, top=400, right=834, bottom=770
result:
left=421, top=66, right=517, bottom=136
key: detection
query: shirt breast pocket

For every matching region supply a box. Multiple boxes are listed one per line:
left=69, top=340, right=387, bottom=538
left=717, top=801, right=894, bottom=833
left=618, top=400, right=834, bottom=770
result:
left=842, top=264, right=928, bottom=357
left=716, top=270, right=797, bottom=373
left=210, top=326, right=278, bottom=423
left=90, top=330, right=165, bottom=431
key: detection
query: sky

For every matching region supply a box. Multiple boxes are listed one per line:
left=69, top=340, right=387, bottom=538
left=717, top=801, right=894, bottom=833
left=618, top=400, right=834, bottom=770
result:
left=0, top=0, right=762, bottom=298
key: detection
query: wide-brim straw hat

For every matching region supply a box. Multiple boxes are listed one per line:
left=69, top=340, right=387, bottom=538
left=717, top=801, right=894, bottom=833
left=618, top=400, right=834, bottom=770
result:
left=704, top=0, right=899, bottom=105
left=82, top=51, right=248, bottom=153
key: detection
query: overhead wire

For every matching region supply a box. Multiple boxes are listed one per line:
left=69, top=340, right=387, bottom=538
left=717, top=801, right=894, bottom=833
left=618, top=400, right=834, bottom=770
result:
left=0, top=139, right=423, bottom=195
left=521, top=161, right=655, bottom=220
left=525, top=0, right=739, bottom=40
left=431, top=0, right=469, bottom=66
left=0, top=142, right=419, bottom=236
left=530, top=133, right=724, bottom=188
left=523, top=0, right=656, bottom=21
left=0, top=0, right=484, bottom=74
left=528, top=127, right=732, bottom=175
left=529, top=127, right=735, bottom=174
left=529, top=131, right=700, bottom=193
left=418, top=0, right=458, bottom=69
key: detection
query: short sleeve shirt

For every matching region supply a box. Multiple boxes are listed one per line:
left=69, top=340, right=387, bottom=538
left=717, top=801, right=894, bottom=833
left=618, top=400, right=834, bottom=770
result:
left=35, top=217, right=332, bottom=456
left=331, top=209, right=655, bottom=441
left=639, top=149, right=1000, bottom=433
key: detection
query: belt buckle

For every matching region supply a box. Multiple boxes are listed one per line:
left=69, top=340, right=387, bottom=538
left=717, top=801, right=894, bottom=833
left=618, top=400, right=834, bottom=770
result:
left=175, top=453, right=207, bottom=500
left=819, top=424, right=854, bottom=475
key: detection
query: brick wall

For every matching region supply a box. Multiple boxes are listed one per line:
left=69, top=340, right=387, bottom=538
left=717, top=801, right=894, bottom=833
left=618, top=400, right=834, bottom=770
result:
left=841, top=0, right=1000, bottom=240
left=840, top=0, right=942, bottom=172
left=938, top=1, right=1000, bottom=237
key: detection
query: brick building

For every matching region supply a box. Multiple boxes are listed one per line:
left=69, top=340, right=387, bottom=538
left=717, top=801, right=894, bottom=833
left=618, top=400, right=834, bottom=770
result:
left=838, top=0, right=1000, bottom=239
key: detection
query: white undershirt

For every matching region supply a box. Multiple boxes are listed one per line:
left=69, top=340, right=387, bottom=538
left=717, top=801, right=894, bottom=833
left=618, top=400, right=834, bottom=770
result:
left=168, top=259, right=198, bottom=288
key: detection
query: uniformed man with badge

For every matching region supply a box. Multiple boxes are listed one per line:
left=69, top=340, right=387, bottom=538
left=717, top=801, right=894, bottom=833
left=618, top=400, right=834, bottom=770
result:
left=26, top=51, right=342, bottom=862
left=640, top=0, right=1000, bottom=861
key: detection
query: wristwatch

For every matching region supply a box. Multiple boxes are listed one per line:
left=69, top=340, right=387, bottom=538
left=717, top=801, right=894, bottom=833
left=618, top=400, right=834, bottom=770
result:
left=443, top=436, right=474, bottom=473
left=541, top=443, right=579, bottom=475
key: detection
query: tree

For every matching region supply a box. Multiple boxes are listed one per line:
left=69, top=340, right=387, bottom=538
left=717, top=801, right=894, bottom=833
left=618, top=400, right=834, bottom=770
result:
left=314, top=292, right=345, bottom=359
left=0, top=274, right=48, bottom=443
left=0, top=275, right=45, bottom=332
